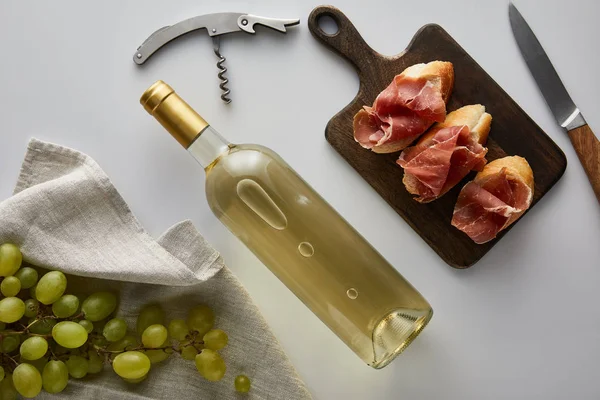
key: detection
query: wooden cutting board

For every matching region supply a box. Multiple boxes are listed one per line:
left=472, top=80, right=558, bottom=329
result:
left=308, top=6, right=567, bottom=268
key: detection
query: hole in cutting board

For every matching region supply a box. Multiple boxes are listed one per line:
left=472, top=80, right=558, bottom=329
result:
left=317, top=15, right=339, bottom=35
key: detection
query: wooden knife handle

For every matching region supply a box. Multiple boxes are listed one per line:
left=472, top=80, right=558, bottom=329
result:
left=568, top=124, right=600, bottom=203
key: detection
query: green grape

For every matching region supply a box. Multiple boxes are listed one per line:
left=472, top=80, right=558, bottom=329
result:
left=75, top=294, right=86, bottom=312
left=25, top=356, right=48, bottom=374
left=187, top=305, right=214, bottom=335
left=81, top=292, right=117, bottom=321
left=235, top=374, right=251, bottom=393
left=168, top=319, right=189, bottom=341
left=23, top=299, right=39, bottom=318
left=103, top=318, right=127, bottom=342
left=144, top=349, right=170, bottom=364
left=136, top=304, right=165, bottom=335
left=35, top=271, right=67, bottom=305
left=107, top=335, right=138, bottom=352
left=203, top=329, right=228, bottom=351
left=52, top=321, right=88, bottom=348
left=92, top=319, right=107, bottom=334
left=42, top=360, right=68, bottom=394
left=29, top=284, right=37, bottom=300
left=91, top=336, right=109, bottom=348
left=0, top=277, right=20, bottom=297
left=195, top=349, right=226, bottom=382
left=123, top=375, right=147, bottom=384
left=87, top=350, right=104, bottom=374
left=141, top=324, right=168, bottom=348
left=12, top=363, right=42, bottom=398
left=0, top=366, right=4, bottom=382
left=0, top=244, right=22, bottom=277
left=14, top=267, right=38, bottom=289
left=0, top=373, right=16, bottom=400
left=51, top=344, right=69, bottom=356
left=28, top=318, right=56, bottom=334
left=52, top=294, right=79, bottom=318
left=20, top=336, right=48, bottom=360
left=112, top=351, right=151, bottom=380
left=79, top=319, right=93, bottom=333
left=66, top=355, right=89, bottom=378
left=1, top=336, right=20, bottom=353
left=0, top=297, right=25, bottom=323
left=180, top=345, right=198, bottom=360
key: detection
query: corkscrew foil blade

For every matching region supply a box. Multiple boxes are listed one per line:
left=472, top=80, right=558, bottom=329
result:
left=237, top=15, right=300, bottom=34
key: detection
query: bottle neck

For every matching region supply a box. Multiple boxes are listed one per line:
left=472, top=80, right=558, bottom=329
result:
left=188, top=126, right=231, bottom=170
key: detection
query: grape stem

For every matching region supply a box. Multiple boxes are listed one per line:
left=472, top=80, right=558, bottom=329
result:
left=93, top=343, right=179, bottom=354
left=43, top=311, right=85, bottom=321
left=92, top=336, right=204, bottom=357
left=0, top=354, right=19, bottom=371
left=0, top=318, right=53, bottom=338
left=0, top=312, right=83, bottom=339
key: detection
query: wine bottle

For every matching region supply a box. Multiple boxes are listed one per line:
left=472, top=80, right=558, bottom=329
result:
left=141, top=81, right=433, bottom=369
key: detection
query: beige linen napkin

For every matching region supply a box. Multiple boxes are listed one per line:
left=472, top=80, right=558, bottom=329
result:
left=0, top=139, right=311, bottom=399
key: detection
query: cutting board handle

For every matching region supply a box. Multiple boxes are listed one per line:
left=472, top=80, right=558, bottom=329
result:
left=308, top=6, right=379, bottom=74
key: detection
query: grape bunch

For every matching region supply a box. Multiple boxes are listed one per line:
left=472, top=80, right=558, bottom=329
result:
left=0, top=243, right=251, bottom=398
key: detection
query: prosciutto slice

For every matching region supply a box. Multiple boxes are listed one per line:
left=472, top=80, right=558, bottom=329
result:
left=451, top=168, right=533, bottom=244
left=397, top=125, right=487, bottom=202
left=354, top=75, right=446, bottom=150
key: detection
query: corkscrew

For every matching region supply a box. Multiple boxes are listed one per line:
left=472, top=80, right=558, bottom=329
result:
left=133, top=13, right=300, bottom=104
left=212, top=37, right=230, bottom=103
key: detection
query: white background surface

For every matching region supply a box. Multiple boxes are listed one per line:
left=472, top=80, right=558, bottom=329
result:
left=1, top=0, right=600, bottom=399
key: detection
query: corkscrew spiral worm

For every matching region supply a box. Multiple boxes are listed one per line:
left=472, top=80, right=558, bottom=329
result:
left=212, top=37, right=231, bottom=104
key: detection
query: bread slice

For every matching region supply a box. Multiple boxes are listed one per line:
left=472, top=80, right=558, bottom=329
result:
left=474, top=155, right=534, bottom=227
left=417, top=104, right=491, bottom=146
left=401, top=61, right=454, bottom=103
left=402, top=104, right=492, bottom=200
left=372, top=137, right=418, bottom=154
left=370, top=61, right=454, bottom=154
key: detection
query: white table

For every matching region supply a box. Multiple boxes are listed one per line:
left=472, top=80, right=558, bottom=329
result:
left=1, top=0, right=599, bottom=398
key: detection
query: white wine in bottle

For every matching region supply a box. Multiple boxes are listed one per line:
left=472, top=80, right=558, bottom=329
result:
left=141, top=81, right=433, bottom=369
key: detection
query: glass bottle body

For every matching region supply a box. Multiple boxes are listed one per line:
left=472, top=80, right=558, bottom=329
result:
left=192, top=132, right=433, bottom=368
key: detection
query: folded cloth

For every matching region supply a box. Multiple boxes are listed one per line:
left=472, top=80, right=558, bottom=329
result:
left=0, top=139, right=311, bottom=399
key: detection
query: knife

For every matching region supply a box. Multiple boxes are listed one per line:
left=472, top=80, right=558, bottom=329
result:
left=509, top=2, right=600, bottom=203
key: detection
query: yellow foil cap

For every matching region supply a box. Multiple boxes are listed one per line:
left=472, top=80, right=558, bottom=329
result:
left=140, top=80, right=209, bottom=148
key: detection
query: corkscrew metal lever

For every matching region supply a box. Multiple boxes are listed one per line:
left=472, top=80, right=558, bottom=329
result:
left=133, top=13, right=300, bottom=104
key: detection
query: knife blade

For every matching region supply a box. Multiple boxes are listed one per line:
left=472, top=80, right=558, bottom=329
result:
left=509, top=2, right=600, bottom=203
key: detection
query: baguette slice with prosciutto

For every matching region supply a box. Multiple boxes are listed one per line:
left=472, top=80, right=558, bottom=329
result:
left=353, top=61, right=454, bottom=153
left=397, top=105, right=492, bottom=203
left=451, top=156, right=534, bottom=244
